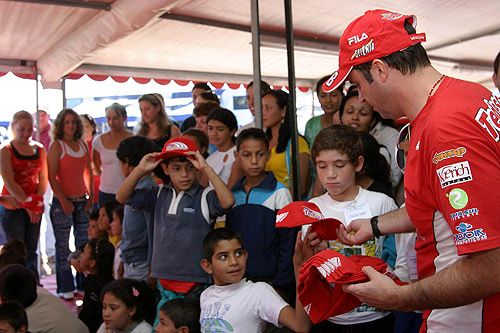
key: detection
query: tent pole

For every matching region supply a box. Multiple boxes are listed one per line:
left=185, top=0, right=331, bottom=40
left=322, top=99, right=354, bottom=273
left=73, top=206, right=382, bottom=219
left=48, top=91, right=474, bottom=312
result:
left=35, top=64, right=40, bottom=142
left=250, top=0, right=263, bottom=129
left=284, top=0, right=300, bottom=200
left=62, top=77, right=67, bottom=109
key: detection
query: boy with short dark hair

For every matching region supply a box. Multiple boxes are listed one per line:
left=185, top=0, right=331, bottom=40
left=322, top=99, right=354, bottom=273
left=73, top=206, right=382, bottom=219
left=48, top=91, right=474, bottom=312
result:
left=199, top=228, right=310, bottom=332
left=0, top=302, right=28, bottom=333
left=306, top=125, right=398, bottom=332
left=0, top=264, right=89, bottom=333
left=116, top=135, right=159, bottom=281
left=116, top=137, right=234, bottom=308
left=157, top=298, right=201, bottom=333
left=227, top=128, right=295, bottom=297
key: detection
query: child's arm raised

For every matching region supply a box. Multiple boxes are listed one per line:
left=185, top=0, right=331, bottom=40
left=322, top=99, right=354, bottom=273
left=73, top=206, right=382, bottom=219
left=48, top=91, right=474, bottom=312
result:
left=278, top=231, right=313, bottom=332
left=186, top=151, right=234, bottom=209
left=116, top=153, right=161, bottom=204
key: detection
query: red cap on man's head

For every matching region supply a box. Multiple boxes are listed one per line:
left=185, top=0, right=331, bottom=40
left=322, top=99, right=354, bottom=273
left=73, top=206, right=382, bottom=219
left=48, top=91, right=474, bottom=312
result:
left=275, top=201, right=342, bottom=229
left=323, top=9, right=426, bottom=93
left=155, top=137, right=199, bottom=161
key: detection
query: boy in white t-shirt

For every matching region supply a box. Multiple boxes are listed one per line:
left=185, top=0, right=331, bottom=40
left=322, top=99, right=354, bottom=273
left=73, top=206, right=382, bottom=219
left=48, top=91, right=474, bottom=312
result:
left=305, top=125, right=398, bottom=332
left=199, top=228, right=311, bottom=333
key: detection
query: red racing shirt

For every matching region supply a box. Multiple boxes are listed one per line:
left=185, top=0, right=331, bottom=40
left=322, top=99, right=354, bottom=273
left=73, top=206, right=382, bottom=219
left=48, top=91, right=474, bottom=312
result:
left=405, top=77, right=500, bottom=333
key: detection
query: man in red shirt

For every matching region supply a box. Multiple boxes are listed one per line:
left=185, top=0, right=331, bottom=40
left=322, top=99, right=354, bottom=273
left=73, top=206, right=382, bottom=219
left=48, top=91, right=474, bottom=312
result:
left=318, top=9, right=500, bottom=332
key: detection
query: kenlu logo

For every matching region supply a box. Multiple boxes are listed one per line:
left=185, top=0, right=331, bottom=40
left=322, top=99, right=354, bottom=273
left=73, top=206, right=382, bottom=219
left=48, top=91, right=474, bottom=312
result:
left=436, top=161, right=473, bottom=188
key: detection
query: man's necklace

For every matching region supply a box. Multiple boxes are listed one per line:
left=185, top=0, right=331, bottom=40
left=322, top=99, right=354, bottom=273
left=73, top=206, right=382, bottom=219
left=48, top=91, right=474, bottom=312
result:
left=428, top=74, right=446, bottom=98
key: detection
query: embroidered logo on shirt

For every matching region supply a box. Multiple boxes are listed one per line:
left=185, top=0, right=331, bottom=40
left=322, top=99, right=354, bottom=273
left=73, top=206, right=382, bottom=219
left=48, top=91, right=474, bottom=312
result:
left=436, top=161, right=473, bottom=188
left=446, top=188, right=468, bottom=209
left=450, top=208, right=479, bottom=221
left=432, top=147, right=467, bottom=164
left=454, top=222, right=487, bottom=245
left=183, top=207, right=195, bottom=214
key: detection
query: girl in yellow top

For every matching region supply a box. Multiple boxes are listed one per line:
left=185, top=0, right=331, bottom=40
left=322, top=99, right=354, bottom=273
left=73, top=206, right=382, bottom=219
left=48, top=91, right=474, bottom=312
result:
left=262, top=90, right=310, bottom=198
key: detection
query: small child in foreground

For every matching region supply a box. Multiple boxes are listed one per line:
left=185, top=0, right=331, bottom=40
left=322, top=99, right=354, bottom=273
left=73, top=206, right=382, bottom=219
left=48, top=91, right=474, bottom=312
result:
left=156, top=298, right=201, bottom=333
left=199, top=228, right=311, bottom=332
left=0, top=301, right=28, bottom=333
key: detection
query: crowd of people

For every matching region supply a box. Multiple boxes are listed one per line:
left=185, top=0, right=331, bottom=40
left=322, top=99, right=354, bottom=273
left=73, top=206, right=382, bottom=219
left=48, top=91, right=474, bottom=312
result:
left=0, top=8, right=498, bottom=333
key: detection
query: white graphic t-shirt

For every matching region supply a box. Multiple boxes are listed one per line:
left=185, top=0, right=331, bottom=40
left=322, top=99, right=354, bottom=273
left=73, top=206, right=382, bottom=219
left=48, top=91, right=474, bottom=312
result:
left=200, top=279, right=288, bottom=333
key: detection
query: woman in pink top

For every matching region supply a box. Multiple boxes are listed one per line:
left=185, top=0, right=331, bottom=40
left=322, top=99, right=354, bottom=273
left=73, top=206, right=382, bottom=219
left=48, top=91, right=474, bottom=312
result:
left=48, top=108, right=93, bottom=300
left=0, top=111, right=48, bottom=280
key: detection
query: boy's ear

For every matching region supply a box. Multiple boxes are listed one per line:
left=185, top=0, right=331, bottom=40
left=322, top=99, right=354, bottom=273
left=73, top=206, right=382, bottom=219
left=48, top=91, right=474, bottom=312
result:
left=18, top=324, right=28, bottom=333
left=178, top=326, right=190, bottom=333
left=355, top=155, right=364, bottom=173
left=128, top=305, right=137, bottom=318
left=88, top=258, right=97, bottom=270
left=161, top=163, right=170, bottom=176
left=200, top=259, right=213, bottom=275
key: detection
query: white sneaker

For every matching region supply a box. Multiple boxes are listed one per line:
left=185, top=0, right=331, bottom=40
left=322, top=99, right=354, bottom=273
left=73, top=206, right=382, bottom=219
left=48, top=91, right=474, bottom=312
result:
left=58, top=292, right=74, bottom=300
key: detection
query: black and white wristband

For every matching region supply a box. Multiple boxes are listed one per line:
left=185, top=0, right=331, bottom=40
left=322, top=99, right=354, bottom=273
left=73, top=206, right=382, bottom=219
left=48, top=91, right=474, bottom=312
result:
left=370, top=215, right=383, bottom=238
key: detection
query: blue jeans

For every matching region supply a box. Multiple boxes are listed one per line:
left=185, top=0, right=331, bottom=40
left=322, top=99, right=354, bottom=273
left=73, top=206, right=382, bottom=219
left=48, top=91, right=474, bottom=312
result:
left=1, top=208, right=41, bottom=280
left=98, top=191, right=118, bottom=208
left=50, top=197, right=89, bottom=293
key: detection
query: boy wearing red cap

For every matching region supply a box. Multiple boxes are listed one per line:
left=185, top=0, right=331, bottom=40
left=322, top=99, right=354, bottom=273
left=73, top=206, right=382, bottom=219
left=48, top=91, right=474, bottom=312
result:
left=306, top=125, right=397, bottom=332
left=199, top=228, right=310, bottom=333
left=321, top=8, right=500, bottom=333
left=116, top=137, right=234, bottom=324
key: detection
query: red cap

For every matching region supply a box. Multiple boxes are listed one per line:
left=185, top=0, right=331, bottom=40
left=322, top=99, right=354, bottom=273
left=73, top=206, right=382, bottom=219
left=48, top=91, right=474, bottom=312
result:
left=323, top=9, right=426, bottom=93
left=155, top=137, right=198, bottom=161
left=275, top=201, right=341, bottom=228
left=298, top=250, right=404, bottom=322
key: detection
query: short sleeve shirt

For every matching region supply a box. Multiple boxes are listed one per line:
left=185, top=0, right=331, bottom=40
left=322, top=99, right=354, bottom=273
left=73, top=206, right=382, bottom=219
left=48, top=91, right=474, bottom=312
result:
left=404, top=77, right=500, bottom=332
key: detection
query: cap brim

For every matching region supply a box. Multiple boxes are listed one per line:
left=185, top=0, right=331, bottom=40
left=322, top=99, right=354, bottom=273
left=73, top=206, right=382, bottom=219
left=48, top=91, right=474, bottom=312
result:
left=155, top=151, right=191, bottom=161
left=322, top=66, right=352, bottom=93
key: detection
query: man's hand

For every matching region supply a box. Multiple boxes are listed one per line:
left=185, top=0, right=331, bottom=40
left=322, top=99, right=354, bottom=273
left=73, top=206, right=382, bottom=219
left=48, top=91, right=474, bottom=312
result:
left=343, top=266, right=407, bottom=310
left=337, top=218, right=374, bottom=246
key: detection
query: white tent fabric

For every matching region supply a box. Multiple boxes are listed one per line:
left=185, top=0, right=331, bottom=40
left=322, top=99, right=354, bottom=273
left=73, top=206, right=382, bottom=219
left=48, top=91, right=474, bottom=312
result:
left=1, top=0, right=499, bottom=88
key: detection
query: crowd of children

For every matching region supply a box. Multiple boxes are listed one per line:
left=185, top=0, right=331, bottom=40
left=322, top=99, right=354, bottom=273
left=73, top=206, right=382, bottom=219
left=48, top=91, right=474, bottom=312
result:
left=0, top=76, right=413, bottom=333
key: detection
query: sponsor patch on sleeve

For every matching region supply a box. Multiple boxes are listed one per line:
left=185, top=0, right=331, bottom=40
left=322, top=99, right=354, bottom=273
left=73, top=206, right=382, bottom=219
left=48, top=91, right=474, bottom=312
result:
left=436, top=161, right=473, bottom=188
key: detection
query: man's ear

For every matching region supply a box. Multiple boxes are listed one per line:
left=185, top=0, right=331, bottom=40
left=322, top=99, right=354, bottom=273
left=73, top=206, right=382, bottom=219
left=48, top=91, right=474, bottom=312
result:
left=18, top=325, right=28, bottom=333
left=200, top=259, right=213, bottom=275
left=371, top=59, right=389, bottom=83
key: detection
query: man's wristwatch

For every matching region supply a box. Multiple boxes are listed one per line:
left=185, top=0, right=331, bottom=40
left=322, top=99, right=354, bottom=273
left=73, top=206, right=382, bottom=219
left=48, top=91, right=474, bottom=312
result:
left=370, top=215, right=383, bottom=238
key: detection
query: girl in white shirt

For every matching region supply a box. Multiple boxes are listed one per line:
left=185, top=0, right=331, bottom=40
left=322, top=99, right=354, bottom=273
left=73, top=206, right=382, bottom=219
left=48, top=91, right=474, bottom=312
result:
left=205, top=108, right=238, bottom=187
left=97, top=279, right=155, bottom=333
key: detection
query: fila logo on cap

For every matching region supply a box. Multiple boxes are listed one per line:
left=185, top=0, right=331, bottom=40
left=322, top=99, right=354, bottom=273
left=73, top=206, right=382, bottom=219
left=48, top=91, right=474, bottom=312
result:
left=166, top=142, right=188, bottom=151
left=347, top=33, right=368, bottom=46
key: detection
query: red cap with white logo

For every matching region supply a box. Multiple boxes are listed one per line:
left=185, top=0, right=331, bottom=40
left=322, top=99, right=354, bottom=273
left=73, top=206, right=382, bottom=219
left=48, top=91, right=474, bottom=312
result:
left=155, top=137, right=199, bottom=161
left=298, top=250, right=404, bottom=323
left=323, top=9, right=426, bottom=93
left=275, top=201, right=342, bottom=229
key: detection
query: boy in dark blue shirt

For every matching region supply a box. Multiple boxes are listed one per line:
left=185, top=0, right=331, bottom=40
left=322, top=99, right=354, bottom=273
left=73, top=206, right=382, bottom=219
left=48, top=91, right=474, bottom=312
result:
left=227, top=128, right=296, bottom=299
left=116, top=137, right=234, bottom=312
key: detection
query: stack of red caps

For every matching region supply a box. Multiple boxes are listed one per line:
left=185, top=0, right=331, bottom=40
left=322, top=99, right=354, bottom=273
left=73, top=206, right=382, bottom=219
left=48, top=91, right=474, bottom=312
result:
left=275, top=201, right=343, bottom=240
left=20, top=194, right=44, bottom=213
left=298, top=249, right=403, bottom=323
